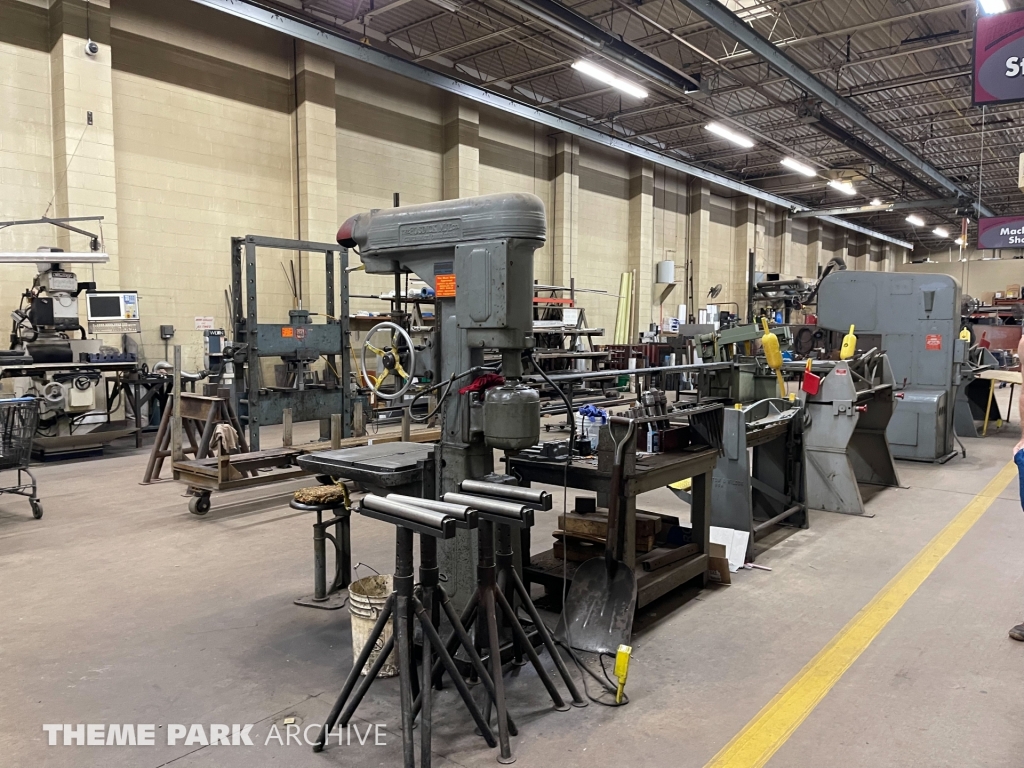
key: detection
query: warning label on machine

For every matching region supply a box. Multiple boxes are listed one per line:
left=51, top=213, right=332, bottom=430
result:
left=925, top=334, right=942, bottom=351
left=435, top=274, right=455, bottom=297
left=435, top=262, right=455, bottom=298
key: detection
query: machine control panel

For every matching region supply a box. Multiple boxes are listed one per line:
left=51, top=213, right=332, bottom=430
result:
left=86, top=291, right=141, bottom=334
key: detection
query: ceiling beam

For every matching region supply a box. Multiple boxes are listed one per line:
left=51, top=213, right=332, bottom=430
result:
left=191, top=0, right=913, bottom=249
left=671, top=0, right=991, bottom=218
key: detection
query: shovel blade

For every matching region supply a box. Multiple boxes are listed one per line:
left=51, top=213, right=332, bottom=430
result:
left=556, top=557, right=637, bottom=655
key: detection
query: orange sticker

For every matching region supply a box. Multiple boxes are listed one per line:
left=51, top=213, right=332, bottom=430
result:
left=281, top=327, right=294, bottom=338
left=435, top=273, right=456, bottom=298
left=925, top=334, right=942, bottom=351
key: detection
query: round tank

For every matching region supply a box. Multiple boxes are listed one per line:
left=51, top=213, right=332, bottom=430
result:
left=484, top=383, right=540, bottom=451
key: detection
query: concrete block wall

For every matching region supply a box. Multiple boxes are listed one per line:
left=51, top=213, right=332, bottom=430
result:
left=335, top=56, right=443, bottom=315
left=478, top=107, right=552, bottom=280
left=0, top=6, right=54, bottom=315
left=0, top=0, right=906, bottom=375
left=652, top=166, right=688, bottom=326
left=707, top=193, right=738, bottom=307
left=577, top=141, right=631, bottom=335
left=111, top=0, right=297, bottom=369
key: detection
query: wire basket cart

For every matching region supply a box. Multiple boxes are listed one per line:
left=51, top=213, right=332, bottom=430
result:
left=0, top=397, right=42, bottom=519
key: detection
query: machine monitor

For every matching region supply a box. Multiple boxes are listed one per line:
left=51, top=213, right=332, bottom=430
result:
left=86, top=292, right=141, bottom=333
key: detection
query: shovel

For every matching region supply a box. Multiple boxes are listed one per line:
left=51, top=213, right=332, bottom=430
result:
left=557, top=416, right=637, bottom=655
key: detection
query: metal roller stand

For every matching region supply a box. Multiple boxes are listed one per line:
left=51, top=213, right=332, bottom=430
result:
left=313, top=496, right=497, bottom=767
left=438, top=492, right=586, bottom=764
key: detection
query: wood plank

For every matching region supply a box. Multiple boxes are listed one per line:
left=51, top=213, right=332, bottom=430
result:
left=636, top=554, right=708, bottom=607
left=559, top=510, right=660, bottom=539
left=552, top=529, right=656, bottom=553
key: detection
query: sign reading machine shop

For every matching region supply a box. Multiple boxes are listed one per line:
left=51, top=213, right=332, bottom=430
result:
left=977, top=215, right=1024, bottom=248
left=974, top=8, right=1024, bottom=105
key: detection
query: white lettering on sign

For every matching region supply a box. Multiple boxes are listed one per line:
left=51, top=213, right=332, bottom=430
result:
left=1007, top=56, right=1022, bottom=77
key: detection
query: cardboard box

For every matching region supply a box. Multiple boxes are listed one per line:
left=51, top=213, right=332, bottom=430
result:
left=980, top=292, right=996, bottom=306
left=707, top=542, right=731, bottom=585
left=1007, top=284, right=1021, bottom=299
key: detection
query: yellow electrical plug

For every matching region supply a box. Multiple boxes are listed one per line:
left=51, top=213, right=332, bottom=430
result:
left=761, top=318, right=786, bottom=398
left=614, top=644, right=632, bottom=704
left=840, top=324, right=857, bottom=360
left=959, top=327, right=971, bottom=342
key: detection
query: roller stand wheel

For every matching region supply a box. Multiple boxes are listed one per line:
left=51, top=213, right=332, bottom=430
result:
left=30, top=499, right=43, bottom=519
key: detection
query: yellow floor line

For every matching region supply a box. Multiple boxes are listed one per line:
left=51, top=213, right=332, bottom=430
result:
left=705, top=461, right=1019, bottom=768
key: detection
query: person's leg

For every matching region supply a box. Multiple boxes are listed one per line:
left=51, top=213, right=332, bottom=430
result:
left=1009, top=341, right=1024, bottom=640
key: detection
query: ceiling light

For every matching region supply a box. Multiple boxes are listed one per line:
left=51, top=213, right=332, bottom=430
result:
left=705, top=122, right=755, bottom=148
left=828, top=179, right=857, bottom=195
left=427, top=0, right=461, bottom=11
left=780, top=157, right=816, bottom=177
left=870, top=198, right=883, bottom=206
left=717, top=0, right=773, bottom=21
left=906, top=214, right=925, bottom=227
left=571, top=60, right=648, bottom=99
left=933, top=227, right=950, bottom=238
left=978, top=0, right=1008, bottom=14
left=955, top=237, right=965, bottom=246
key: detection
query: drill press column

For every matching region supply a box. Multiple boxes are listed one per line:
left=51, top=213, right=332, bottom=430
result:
left=338, top=193, right=546, bottom=607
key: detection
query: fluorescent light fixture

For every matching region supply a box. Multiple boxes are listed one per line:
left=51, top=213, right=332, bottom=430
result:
left=933, top=227, right=950, bottom=238
left=870, top=198, right=883, bottom=206
left=828, top=179, right=857, bottom=195
left=718, top=0, right=773, bottom=21
left=906, top=214, right=925, bottom=227
left=705, top=122, right=755, bottom=148
left=954, top=237, right=965, bottom=246
left=571, top=60, right=648, bottom=99
left=427, top=0, right=461, bottom=11
left=978, top=0, right=1008, bottom=14
left=780, top=157, right=816, bottom=177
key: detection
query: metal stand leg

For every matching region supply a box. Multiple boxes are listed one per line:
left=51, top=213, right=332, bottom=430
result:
left=498, top=528, right=586, bottom=708
left=317, top=524, right=500, bottom=761
left=336, top=515, right=351, bottom=589
left=483, top=586, right=514, bottom=764
left=418, top=588, right=519, bottom=736
left=413, top=599, right=497, bottom=749
left=313, top=511, right=327, bottom=601
left=313, top=592, right=395, bottom=751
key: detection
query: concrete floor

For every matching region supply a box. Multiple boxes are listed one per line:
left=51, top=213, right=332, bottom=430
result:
left=2, top=402, right=1022, bottom=768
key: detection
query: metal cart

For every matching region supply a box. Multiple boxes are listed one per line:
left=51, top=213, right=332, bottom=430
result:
left=0, top=397, right=42, bottom=519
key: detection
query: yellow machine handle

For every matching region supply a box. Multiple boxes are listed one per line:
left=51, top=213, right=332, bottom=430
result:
left=959, top=327, right=971, bottom=342
left=614, top=644, right=632, bottom=704
left=761, top=319, right=786, bottom=398
left=840, top=324, right=857, bottom=360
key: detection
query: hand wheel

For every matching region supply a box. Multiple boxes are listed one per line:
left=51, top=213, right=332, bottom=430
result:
left=360, top=321, right=416, bottom=401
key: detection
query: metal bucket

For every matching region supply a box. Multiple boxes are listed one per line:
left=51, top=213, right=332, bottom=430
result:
left=348, top=574, right=398, bottom=677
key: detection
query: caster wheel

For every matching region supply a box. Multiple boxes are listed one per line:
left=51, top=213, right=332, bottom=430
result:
left=189, top=494, right=211, bottom=516
left=30, top=499, right=42, bottom=519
